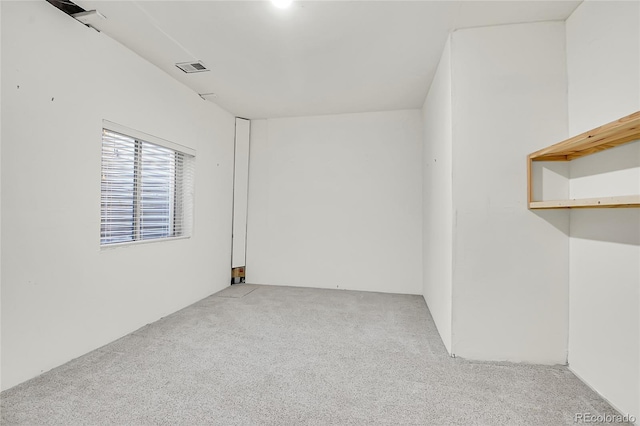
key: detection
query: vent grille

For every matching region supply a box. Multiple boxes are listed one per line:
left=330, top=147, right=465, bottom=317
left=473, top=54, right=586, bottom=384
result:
left=175, top=61, right=209, bottom=73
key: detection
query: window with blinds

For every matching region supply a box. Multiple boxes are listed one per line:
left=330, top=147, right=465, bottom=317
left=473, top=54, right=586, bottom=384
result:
left=101, top=128, right=194, bottom=246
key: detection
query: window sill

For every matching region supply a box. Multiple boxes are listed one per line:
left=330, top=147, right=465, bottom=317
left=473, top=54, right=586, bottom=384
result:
left=100, top=235, right=191, bottom=251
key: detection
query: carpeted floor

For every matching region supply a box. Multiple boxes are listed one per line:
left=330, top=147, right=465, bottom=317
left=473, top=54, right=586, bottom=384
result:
left=0, top=284, right=627, bottom=425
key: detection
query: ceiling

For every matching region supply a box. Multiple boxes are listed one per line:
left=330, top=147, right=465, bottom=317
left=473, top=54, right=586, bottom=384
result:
left=74, top=0, right=581, bottom=119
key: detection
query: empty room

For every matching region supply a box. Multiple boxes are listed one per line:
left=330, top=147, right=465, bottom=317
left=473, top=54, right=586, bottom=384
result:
left=1, top=0, right=639, bottom=424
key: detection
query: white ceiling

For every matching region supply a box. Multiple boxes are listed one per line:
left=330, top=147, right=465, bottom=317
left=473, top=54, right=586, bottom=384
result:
left=74, top=0, right=581, bottom=119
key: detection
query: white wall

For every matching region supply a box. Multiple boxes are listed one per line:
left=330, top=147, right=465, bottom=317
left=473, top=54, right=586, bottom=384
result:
left=246, top=110, right=423, bottom=294
left=421, top=38, right=453, bottom=353
left=566, top=0, right=640, bottom=418
left=450, top=22, right=570, bottom=363
left=1, top=1, right=235, bottom=390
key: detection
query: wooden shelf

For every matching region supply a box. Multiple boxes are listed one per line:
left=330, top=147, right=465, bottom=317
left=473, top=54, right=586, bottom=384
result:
left=530, top=111, right=640, bottom=161
left=528, top=111, right=640, bottom=209
left=530, top=195, right=640, bottom=210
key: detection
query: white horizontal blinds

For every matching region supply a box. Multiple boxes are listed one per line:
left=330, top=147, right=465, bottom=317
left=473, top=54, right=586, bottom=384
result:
left=139, top=141, right=175, bottom=240
left=174, top=152, right=195, bottom=238
left=101, top=129, right=194, bottom=246
left=101, top=130, right=136, bottom=244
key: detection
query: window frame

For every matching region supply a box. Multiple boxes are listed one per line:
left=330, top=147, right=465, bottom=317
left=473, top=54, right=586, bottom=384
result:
left=100, top=120, right=195, bottom=249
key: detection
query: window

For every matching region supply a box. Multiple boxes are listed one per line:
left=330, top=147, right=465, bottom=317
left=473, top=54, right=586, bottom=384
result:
left=100, top=125, right=195, bottom=246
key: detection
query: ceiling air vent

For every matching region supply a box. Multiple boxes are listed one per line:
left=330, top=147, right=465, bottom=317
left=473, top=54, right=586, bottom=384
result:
left=175, top=61, right=210, bottom=73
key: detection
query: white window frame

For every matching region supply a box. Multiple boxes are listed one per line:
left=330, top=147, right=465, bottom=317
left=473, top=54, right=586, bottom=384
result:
left=100, top=120, right=196, bottom=249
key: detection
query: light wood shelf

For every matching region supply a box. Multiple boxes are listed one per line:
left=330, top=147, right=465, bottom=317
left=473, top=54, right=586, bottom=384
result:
left=528, top=111, right=640, bottom=209
left=530, top=195, right=640, bottom=210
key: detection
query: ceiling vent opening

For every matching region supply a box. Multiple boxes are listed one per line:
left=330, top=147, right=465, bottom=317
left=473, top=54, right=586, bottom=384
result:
left=176, top=61, right=210, bottom=74
left=46, top=0, right=85, bottom=16
left=46, top=1, right=106, bottom=32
